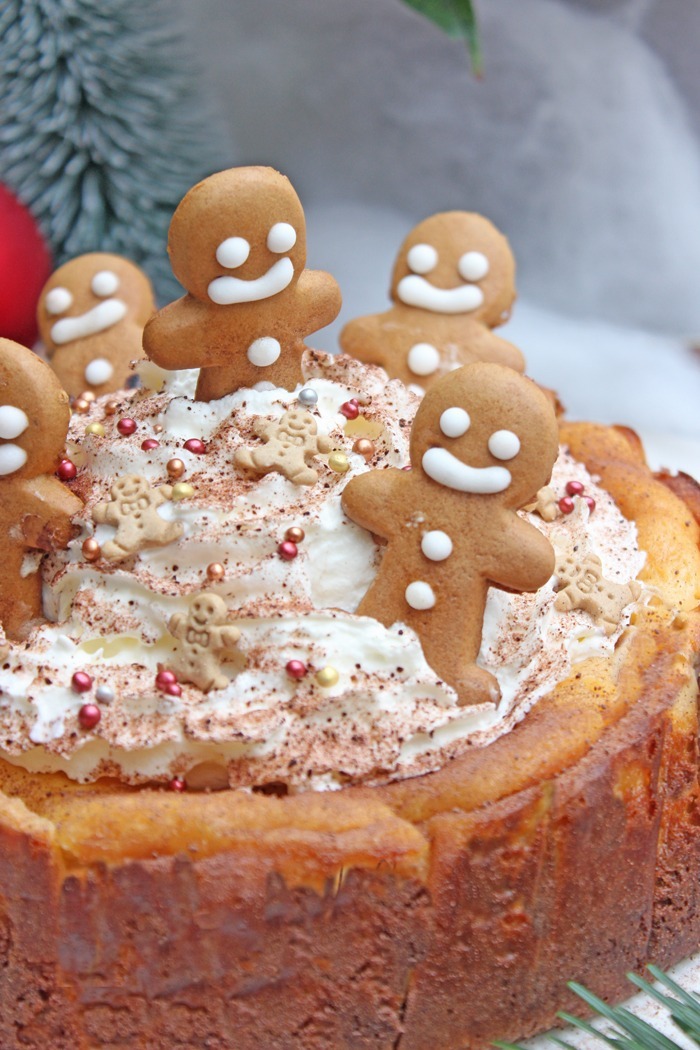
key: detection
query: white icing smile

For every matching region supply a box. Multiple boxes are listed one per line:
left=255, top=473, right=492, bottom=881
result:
left=51, top=299, right=128, bottom=345
left=208, top=257, right=294, bottom=306
left=398, top=275, right=484, bottom=314
left=422, top=446, right=511, bottom=494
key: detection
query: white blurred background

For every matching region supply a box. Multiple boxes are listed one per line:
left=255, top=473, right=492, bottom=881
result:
left=176, top=0, right=700, bottom=456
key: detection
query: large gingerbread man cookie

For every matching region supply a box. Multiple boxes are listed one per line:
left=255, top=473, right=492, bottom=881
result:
left=37, top=252, right=155, bottom=398
left=143, top=166, right=342, bottom=401
left=0, top=338, right=83, bottom=640
left=342, top=362, right=559, bottom=706
left=340, top=212, right=524, bottom=394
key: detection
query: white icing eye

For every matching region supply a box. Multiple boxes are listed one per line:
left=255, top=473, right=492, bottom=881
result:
left=405, top=580, right=436, bottom=610
left=45, top=287, right=73, bottom=315
left=407, top=243, right=438, bottom=275
left=267, top=223, right=297, bottom=254
left=0, top=444, right=27, bottom=475
left=91, top=270, right=120, bottom=297
left=488, top=429, right=520, bottom=460
left=421, top=530, right=453, bottom=561
left=216, top=237, right=250, bottom=269
left=439, top=407, right=470, bottom=438
left=458, top=251, right=489, bottom=282
left=0, top=405, right=29, bottom=440
left=407, top=343, right=440, bottom=376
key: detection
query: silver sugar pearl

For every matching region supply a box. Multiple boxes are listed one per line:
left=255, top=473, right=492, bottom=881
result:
left=297, top=388, right=318, bottom=407
left=95, top=685, right=115, bottom=704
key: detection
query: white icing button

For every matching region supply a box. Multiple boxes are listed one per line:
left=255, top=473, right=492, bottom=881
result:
left=488, top=429, right=520, bottom=460
left=247, top=337, right=281, bottom=367
left=439, top=407, right=470, bottom=438
left=267, top=222, right=297, bottom=254
left=0, top=406, right=29, bottom=440
left=407, top=342, right=440, bottom=377
left=405, top=581, right=436, bottom=610
left=91, top=270, right=120, bottom=297
left=0, top=444, right=27, bottom=476
left=85, top=358, right=115, bottom=386
left=407, top=243, right=438, bottom=275
left=45, top=287, right=73, bottom=315
left=216, top=237, right=250, bottom=269
left=458, top=251, right=489, bottom=282
left=421, top=530, right=453, bottom=561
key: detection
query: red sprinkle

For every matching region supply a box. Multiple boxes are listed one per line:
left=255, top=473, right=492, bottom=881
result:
left=278, top=540, right=298, bottom=561
left=156, top=669, right=177, bottom=689
left=141, top=438, right=160, bottom=451
left=286, top=659, right=307, bottom=679
left=169, top=776, right=186, bottom=792
left=165, top=682, right=182, bottom=697
left=558, top=496, right=575, bottom=515
left=71, top=671, right=93, bottom=693
left=339, top=398, right=360, bottom=421
left=117, top=417, right=137, bottom=436
left=183, top=438, right=206, bottom=455
left=78, top=703, right=101, bottom=730
left=57, top=458, right=77, bottom=481
left=585, top=496, right=596, bottom=513
left=566, top=480, right=585, bottom=496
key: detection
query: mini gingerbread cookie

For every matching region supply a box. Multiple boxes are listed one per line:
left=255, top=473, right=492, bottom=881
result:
left=234, top=407, right=334, bottom=485
left=92, top=475, right=183, bottom=560
left=342, top=361, right=559, bottom=706
left=143, top=167, right=342, bottom=401
left=0, top=338, right=83, bottom=640
left=168, top=592, right=241, bottom=692
left=37, top=252, right=155, bottom=398
left=554, top=549, right=641, bottom=634
left=524, top=485, right=558, bottom=522
left=340, top=212, right=524, bottom=394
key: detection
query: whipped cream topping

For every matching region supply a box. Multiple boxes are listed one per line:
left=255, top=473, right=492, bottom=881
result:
left=0, top=353, right=646, bottom=790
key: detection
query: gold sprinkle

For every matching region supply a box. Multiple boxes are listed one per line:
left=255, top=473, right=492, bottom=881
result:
left=285, top=526, right=305, bottom=544
left=85, top=422, right=105, bottom=437
left=206, top=562, right=225, bottom=582
left=328, top=451, right=350, bottom=474
left=167, top=458, right=185, bottom=479
left=315, top=666, right=339, bottom=687
left=171, top=482, right=194, bottom=501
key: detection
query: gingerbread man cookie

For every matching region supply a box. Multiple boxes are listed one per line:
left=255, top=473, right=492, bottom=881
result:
left=234, top=407, right=334, bottom=485
left=340, top=212, right=524, bottom=395
left=143, top=167, right=342, bottom=401
left=554, top=549, right=641, bottom=635
left=0, top=338, right=82, bottom=640
left=37, top=253, right=155, bottom=398
left=168, top=593, right=241, bottom=692
left=92, top=475, right=183, bottom=561
left=342, top=362, right=559, bottom=706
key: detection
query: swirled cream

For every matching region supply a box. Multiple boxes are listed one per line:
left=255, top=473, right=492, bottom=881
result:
left=0, top=353, right=646, bottom=790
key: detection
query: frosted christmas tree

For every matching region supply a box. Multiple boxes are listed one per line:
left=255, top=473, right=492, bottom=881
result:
left=0, top=0, right=228, bottom=302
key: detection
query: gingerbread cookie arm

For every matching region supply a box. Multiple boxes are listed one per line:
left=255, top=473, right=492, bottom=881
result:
left=468, top=329, right=525, bottom=373
left=19, top=477, right=82, bottom=551
left=339, top=314, right=391, bottom=369
left=168, top=613, right=186, bottom=641
left=143, top=297, right=212, bottom=372
left=482, top=516, right=555, bottom=593
left=342, top=469, right=409, bottom=540
left=296, top=270, right=342, bottom=336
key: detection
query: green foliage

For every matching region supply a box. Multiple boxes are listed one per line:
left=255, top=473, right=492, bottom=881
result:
left=0, top=0, right=229, bottom=303
left=398, top=0, right=482, bottom=74
left=496, top=966, right=700, bottom=1050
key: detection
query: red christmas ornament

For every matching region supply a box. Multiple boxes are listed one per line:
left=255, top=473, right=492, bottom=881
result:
left=57, top=458, right=77, bottom=481
left=0, top=183, right=52, bottom=346
left=183, top=438, right=206, bottom=455
left=565, top=480, right=585, bottom=497
left=585, top=496, right=596, bottom=513
left=286, top=659, right=307, bottom=679
left=156, top=669, right=177, bottom=690
left=558, top=496, right=575, bottom=515
left=339, top=398, right=360, bottom=421
left=165, top=682, right=182, bottom=697
left=117, top=417, right=137, bottom=436
left=278, top=540, right=298, bottom=561
left=141, top=438, right=160, bottom=451
left=78, top=703, right=101, bottom=730
left=71, top=671, right=93, bottom=693
left=169, top=776, right=186, bottom=792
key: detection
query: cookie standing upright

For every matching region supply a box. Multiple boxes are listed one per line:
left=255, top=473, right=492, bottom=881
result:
left=37, top=253, right=155, bottom=398
left=0, top=338, right=82, bottom=640
left=342, top=362, right=559, bottom=706
left=143, top=167, right=342, bottom=401
left=340, top=212, right=524, bottom=394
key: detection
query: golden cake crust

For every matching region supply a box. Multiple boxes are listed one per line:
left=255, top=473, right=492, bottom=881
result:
left=0, top=421, right=698, bottom=1049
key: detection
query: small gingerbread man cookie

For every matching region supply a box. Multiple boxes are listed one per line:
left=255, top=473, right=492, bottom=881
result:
left=37, top=253, right=155, bottom=398
left=168, top=592, right=242, bottom=692
left=342, top=362, right=559, bottom=706
left=234, top=407, right=334, bottom=485
left=92, top=475, right=183, bottom=561
left=340, top=212, right=524, bottom=394
left=554, top=549, right=641, bottom=635
left=524, top=485, right=558, bottom=522
left=143, top=167, right=342, bottom=401
left=0, top=338, right=83, bottom=640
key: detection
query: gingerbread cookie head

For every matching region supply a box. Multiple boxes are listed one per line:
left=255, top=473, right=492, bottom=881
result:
left=167, top=167, right=306, bottom=305
left=390, top=212, right=515, bottom=328
left=189, top=593, right=229, bottom=630
left=0, top=337, right=71, bottom=480
left=411, top=362, right=559, bottom=508
left=37, top=252, right=154, bottom=396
